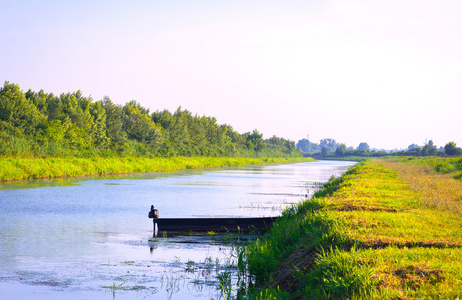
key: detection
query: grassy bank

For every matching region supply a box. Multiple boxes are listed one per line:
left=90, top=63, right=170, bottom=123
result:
left=244, top=158, right=462, bottom=299
left=0, top=156, right=314, bottom=182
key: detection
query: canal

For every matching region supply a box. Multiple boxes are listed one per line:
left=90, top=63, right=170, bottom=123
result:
left=0, top=160, right=355, bottom=299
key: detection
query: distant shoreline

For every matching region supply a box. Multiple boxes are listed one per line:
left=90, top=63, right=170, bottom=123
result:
left=0, top=156, right=315, bottom=182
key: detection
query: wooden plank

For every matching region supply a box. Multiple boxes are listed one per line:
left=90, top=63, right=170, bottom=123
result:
left=155, top=217, right=277, bottom=232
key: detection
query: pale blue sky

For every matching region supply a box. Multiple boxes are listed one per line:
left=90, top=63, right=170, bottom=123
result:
left=1, top=0, right=461, bottom=150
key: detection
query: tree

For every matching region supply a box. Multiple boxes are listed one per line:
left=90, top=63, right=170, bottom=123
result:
left=123, top=102, right=163, bottom=147
left=422, top=140, right=438, bottom=156
left=101, top=97, right=128, bottom=151
left=169, top=107, right=194, bottom=155
left=266, top=136, right=297, bottom=155
left=0, top=81, right=45, bottom=135
left=89, top=101, right=109, bottom=148
left=444, top=142, right=461, bottom=156
left=335, top=143, right=347, bottom=156
left=296, top=138, right=320, bottom=153
left=408, top=144, right=420, bottom=150
left=321, top=147, right=328, bottom=156
left=63, top=118, right=91, bottom=151
left=357, top=142, right=370, bottom=151
left=44, top=120, right=65, bottom=143
left=0, top=82, right=305, bottom=158
left=46, top=95, right=64, bottom=121
left=152, top=109, right=173, bottom=130
left=319, top=138, right=338, bottom=153
left=60, top=92, right=88, bottom=128
left=296, top=139, right=309, bottom=152
left=246, top=129, right=265, bottom=152
left=25, top=89, right=49, bottom=115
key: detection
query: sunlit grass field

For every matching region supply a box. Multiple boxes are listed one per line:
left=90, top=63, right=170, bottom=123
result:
left=0, top=156, right=314, bottom=182
left=381, top=157, right=462, bottom=214
left=245, top=158, right=462, bottom=299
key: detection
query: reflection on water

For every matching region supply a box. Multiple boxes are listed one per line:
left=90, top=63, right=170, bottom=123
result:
left=0, top=160, right=355, bottom=299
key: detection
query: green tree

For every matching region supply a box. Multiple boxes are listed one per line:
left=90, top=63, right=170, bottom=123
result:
left=152, top=109, right=177, bottom=156
left=296, top=138, right=309, bottom=152
left=101, top=97, right=128, bottom=152
left=408, top=144, right=420, bottom=150
left=60, top=92, right=87, bottom=128
left=422, top=140, right=438, bottom=156
left=246, top=129, right=265, bottom=153
left=123, top=101, right=163, bottom=152
left=1, top=82, right=306, bottom=158
left=266, top=136, right=297, bottom=156
left=25, top=89, right=50, bottom=115
left=44, top=120, right=65, bottom=143
left=357, top=142, right=370, bottom=151
left=169, top=107, right=193, bottom=155
left=46, top=95, right=64, bottom=121
left=152, top=109, right=173, bottom=130
left=89, top=101, right=109, bottom=148
left=444, top=142, right=461, bottom=156
left=0, top=81, right=45, bottom=135
left=296, top=138, right=320, bottom=153
left=335, top=143, right=347, bottom=156
left=319, top=138, right=338, bottom=153
left=62, top=117, right=91, bottom=152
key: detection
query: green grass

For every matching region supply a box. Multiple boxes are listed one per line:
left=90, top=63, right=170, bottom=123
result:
left=244, top=159, right=462, bottom=299
left=0, top=156, right=314, bottom=181
left=303, top=246, right=462, bottom=299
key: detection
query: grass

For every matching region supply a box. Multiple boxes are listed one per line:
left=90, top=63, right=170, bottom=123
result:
left=0, top=156, right=314, bottom=182
left=379, top=157, right=462, bottom=214
left=243, top=158, right=462, bottom=299
left=305, top=246, right=462, bottom=299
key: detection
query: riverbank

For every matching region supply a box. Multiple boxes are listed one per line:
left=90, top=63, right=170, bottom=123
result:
left=245, top=157, right=462, bottom=299
left=0, top=156, right=314, bottom=182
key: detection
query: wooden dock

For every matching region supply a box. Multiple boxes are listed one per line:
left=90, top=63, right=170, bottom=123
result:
left=155, top=217, right=277, bottom=232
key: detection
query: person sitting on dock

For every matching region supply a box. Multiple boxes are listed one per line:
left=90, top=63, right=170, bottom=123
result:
left=149, top=205, right=159, bottom=237
left=149, top=205, right=159, bottom=220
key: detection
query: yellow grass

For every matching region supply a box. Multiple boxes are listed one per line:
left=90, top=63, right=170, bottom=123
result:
left=379, top=158, right=462, bottom=214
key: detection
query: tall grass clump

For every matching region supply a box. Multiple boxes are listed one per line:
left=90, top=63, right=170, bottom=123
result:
left=0, top=132, right=34, bottom=157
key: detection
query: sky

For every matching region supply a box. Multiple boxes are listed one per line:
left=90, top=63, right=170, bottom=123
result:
left=1, top=0, right=461, bottom=150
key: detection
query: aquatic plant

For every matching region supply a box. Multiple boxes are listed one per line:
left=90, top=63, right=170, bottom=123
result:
left=185, top=260, right=196, bottom=272
left=217, top=271, right=233, bottom=299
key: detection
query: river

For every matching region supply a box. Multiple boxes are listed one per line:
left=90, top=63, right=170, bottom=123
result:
left=0, top=160, right=355, bottom=299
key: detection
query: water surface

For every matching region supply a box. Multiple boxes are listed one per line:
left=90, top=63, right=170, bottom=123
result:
left=0, top=160, right=355, bottom=299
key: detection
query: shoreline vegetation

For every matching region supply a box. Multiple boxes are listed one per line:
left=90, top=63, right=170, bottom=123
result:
left=0, top=82, right=313, bottom=182
left=0, top=156, right=314, bottom=182
left=0, top=82, right=302, bottom=159
left=244, top=156, right=462, bottom=299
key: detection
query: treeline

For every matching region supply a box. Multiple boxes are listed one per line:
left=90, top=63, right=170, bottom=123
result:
left=297, top=138, right=373, bottom=154
left=297, top=138, right=385, bottom=157
left=401, top=140, right=462, bottom=157
left=297, top=138, right=462, bottom=158
left=0, top=82, right=300, bottom=158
